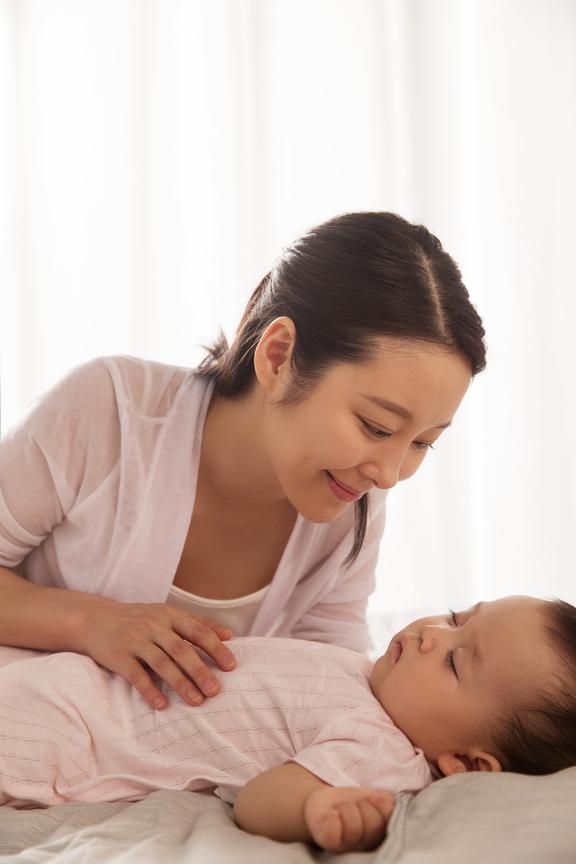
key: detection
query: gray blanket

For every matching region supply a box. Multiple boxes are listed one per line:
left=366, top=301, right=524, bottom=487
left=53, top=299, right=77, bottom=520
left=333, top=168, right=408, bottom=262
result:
left=1, top=767, right=575, bottom=864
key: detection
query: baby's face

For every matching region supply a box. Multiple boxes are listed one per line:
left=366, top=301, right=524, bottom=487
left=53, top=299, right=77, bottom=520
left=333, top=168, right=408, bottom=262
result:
left=370, top=596, right=558, bottom=764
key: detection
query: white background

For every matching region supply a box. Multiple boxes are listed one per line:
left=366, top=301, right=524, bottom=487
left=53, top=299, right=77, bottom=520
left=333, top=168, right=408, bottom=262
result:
left=1, top=0, right=575, bottom=634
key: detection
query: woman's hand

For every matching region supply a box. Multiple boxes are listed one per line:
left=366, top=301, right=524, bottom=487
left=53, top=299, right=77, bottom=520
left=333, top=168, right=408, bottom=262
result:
left=77, top=599, right=236, bottom=709
left=304, top=785, right=395, bottom=853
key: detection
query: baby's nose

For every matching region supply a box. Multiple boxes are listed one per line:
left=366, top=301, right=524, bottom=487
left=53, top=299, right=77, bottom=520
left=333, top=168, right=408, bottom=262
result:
left=419, top=625, right=449, bottom=653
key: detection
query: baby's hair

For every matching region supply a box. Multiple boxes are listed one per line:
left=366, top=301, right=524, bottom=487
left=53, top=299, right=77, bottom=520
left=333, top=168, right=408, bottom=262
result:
left=490, top=598, right=576, bottom=775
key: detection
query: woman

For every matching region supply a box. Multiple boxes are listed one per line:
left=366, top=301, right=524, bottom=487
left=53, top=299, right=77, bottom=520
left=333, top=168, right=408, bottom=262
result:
left=0, top=211, right=486, bottom=712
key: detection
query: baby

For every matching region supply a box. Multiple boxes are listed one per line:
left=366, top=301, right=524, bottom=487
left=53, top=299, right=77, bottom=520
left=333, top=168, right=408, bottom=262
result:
left=1, top=594, right=575, bottom=854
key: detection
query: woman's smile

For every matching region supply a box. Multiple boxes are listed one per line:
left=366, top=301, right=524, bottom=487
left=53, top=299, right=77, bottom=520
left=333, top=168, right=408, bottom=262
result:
left=324, top=471, right=365, bottom=503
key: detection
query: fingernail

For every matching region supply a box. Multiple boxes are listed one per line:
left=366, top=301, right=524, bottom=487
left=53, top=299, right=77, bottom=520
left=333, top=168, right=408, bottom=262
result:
left=153, top=696, right=166, bottom=709
left=204, top=681, right=219, bottom=695
left=186, top=689, right=203, bottom=705
left=221, top=655, right=235, bottom=669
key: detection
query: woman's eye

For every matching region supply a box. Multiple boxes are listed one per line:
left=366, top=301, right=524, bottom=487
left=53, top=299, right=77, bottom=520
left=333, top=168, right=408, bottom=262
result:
left=358, top=417, right=434, bottom=450
left=360, top=419, right=391, bottom=440
left=447, top=608, right=458, bottom=626
left=412, top=440, right=435, bottom=451
left=445, top=650, right=458, bottom=677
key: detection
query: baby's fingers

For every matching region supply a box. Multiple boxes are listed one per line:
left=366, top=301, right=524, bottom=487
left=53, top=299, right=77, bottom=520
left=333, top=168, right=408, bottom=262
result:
left=324, top=799, right=390, bottom=854
left=354, top=799, right=389, bottom=850
left=313, top=807, right=344, bottom=851
left=313, top=802, right=362, bottom=853
left=337, top=800, right=365, bottom=849
left=367, top=790, right=396, bottom=822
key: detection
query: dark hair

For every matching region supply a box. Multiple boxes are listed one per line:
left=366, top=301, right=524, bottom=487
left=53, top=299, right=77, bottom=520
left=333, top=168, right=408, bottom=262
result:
left=490, top=599, right=576, bottom=775
left=195, top=211, right=487, bottom=565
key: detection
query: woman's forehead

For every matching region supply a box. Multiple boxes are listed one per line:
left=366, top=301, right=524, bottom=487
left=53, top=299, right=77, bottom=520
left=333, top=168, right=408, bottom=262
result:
left=320, top=348, right=472, bottom=423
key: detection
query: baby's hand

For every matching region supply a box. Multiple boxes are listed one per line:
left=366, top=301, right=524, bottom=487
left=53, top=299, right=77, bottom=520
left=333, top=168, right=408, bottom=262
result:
left=304, top=785, right=395, bottom=853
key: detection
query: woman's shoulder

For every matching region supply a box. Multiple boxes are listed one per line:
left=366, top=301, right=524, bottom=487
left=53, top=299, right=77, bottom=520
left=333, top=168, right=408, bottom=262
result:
left=47, top=354, right=202, bottom=422
left=4, top=354, right=205, bottom=478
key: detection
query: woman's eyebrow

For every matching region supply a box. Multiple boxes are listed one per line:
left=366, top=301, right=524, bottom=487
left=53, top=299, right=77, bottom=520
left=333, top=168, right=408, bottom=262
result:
left=360, top=394, right=452, bottom=430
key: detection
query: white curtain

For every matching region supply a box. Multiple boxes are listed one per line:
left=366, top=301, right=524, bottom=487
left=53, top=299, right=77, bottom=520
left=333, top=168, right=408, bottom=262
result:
left=1, top=0, right=575, bottom=634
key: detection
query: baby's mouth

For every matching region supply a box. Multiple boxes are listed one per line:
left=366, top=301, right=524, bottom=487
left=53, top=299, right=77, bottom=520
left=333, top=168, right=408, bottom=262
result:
left=391, top=640, right=403, bottom=664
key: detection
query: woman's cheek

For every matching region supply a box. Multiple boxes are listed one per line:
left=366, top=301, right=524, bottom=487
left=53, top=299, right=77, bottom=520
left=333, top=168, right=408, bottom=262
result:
left=399, top=449, right=428, bottom=481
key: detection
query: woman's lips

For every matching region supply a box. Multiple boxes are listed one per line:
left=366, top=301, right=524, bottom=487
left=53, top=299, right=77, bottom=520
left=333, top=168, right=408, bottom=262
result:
left=325, top=471, right=363, bottom=502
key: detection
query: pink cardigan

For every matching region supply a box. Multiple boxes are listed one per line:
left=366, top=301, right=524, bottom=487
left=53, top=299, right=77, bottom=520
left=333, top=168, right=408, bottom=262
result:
left=0, top=356, right=387, bottom=653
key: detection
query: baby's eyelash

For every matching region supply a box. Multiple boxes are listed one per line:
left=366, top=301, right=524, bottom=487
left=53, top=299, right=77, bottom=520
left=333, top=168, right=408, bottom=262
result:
left=445, top=650, right=458, bottom=677
left=446, top=610, right=458, bottom=677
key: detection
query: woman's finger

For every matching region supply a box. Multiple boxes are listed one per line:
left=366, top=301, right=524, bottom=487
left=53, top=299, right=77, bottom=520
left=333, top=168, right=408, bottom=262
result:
left=172, top=616, right=237, bottom=672
left=142, top=641, right=219, bottom=704
left=196, top=616, right=235, bottom=639
left=120, top=655, right=174, bottom=710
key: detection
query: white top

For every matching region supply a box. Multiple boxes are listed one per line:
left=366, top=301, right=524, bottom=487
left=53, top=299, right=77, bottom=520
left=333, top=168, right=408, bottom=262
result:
left=0, top=355, right=387, bottom=653
left=0, top=637, right=433, bottom=808
left=166, top=584, right=270, bottom=635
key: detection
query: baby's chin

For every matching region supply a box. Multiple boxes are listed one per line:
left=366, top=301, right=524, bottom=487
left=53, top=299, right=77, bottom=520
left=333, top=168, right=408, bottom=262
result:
left=368, top=658, right=432, bottom=755
left=368, top=656, right=390, bottom=708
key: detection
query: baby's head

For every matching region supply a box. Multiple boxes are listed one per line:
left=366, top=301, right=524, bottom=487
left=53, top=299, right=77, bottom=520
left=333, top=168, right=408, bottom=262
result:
left=370, top=595, right=576, bottom=778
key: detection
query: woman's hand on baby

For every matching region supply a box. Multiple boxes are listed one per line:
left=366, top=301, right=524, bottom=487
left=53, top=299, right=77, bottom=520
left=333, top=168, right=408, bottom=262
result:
left=78, top=600, right=236, bottom=710
left=304, top=785, right=395, bottom=853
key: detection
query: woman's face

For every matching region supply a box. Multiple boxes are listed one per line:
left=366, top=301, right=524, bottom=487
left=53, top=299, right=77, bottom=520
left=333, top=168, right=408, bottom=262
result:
left=257, top=326, right=473, bottom=523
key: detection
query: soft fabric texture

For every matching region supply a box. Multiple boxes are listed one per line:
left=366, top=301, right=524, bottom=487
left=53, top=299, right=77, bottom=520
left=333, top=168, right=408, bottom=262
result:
left=383, top=767, right=576, bottom=864
left=0, top=637, right=431, bottom=808
left=0, top=355, right=387, bottom=653
left=166, top=582, right=269, bottom=635
left=0, top=771, right=575, bottom=864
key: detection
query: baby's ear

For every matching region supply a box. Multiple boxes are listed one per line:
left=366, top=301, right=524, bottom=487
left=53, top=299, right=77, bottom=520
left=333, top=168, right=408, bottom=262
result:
left=437, top=750, right=502, bottom=776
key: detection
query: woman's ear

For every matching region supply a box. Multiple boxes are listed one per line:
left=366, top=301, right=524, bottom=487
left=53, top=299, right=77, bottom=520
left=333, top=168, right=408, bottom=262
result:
left=436, top=749, right=502, bottom=776
left=253, top=317, right=296, bottom=393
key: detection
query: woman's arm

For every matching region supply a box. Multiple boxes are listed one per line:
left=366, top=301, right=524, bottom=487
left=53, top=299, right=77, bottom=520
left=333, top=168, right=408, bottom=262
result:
left=233, top=762, right=395, bottom=852
left=0, top=565, right=237, bottom=711
left=0, top=564, right=114, bottom=651
left=0, top=359, right=236, bottom=707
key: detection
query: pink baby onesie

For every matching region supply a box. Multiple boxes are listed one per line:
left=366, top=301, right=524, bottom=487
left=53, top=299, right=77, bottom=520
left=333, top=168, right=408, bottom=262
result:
left=0, top=637, right=432, bottom=808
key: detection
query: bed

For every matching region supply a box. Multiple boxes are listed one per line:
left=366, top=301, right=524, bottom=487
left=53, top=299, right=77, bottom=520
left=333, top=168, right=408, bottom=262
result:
left=1, top=768, right=575, bottom=864
left=1, top=622, right=575, bottom=864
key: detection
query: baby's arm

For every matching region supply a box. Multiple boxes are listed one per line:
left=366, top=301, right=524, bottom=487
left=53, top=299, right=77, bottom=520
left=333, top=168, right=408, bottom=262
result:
left=233, top=762, right=395, bottom=852
left=233, top=762, right=324, bottom=844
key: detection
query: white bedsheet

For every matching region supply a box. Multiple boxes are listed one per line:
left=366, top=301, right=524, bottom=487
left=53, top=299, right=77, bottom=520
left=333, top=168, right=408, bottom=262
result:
left=2, top=768, right=576, bottom=863
left=0, top=789, right=388, bottom=864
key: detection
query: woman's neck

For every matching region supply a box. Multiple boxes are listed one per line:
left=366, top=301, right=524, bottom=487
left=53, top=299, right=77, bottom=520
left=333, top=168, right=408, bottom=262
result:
left=198, top=382, right=289, bottom=514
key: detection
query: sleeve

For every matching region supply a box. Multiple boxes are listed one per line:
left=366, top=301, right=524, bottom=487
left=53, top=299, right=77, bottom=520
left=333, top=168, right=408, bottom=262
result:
left=290, top=712, right=432, bottom=794
left=0, top=358, right=121, bottom=569
left=288, top=491, right=387, bottom=655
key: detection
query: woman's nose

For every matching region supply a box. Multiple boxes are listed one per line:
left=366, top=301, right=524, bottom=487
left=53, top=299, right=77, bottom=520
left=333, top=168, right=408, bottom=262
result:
left=361, top=450, right=405, bottom=490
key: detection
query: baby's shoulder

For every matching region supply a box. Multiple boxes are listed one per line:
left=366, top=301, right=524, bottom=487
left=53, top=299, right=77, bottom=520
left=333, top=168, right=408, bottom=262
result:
left=228, top=636, right=373, bottom=681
